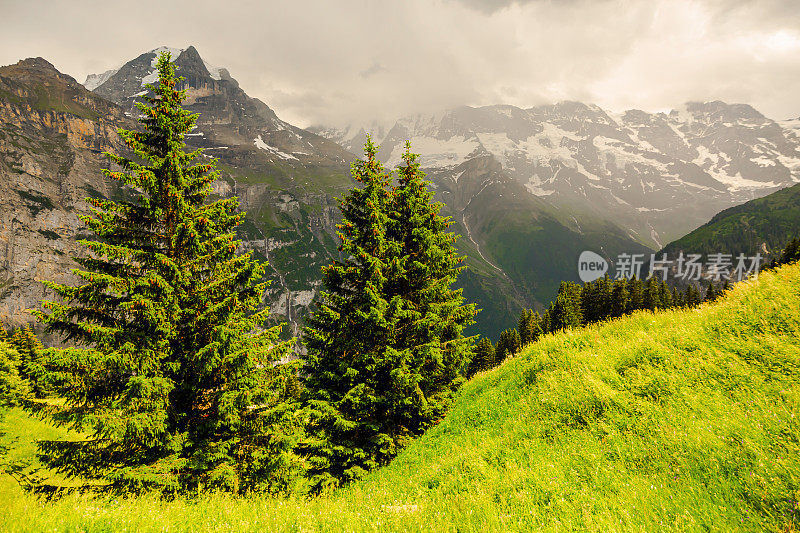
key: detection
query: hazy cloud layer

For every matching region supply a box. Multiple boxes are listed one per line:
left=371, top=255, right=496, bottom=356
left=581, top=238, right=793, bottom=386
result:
left=1, top=0, right=799, bottom=128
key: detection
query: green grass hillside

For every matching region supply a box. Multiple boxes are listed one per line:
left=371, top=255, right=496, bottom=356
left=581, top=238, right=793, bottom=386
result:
left=2, top=263, right=800, bottom=532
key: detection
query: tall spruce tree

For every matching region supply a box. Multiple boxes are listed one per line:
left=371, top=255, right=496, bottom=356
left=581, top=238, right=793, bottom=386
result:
left=32, top=52, right=292, bottom=494
left=302, top=140, right=475, bottom=491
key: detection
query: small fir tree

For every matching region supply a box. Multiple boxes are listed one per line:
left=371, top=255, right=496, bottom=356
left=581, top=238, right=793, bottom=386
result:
left=467, top=337, right=496, bottom=377
left=549, top=282, right=583, bottom=330
left=610, top=278, right=630, bottom=318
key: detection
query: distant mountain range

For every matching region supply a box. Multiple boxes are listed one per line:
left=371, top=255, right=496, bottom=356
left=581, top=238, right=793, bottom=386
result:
left=657, top=182, right=800, bottom=260
left=315, top=102, right=800, bottom=250
left=1, top=45, right=798, bottom=340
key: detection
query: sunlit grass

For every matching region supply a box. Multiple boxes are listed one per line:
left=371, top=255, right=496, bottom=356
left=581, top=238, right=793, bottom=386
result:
left=2, top=264, right=799, bottom=531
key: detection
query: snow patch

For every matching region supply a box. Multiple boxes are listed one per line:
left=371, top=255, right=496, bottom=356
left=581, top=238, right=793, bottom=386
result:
left=386, top=135, right=479, bottom=169
left=254, top=135, right=298, bottom=161
left=83, top=68, right=118, bottom=91
left=751, top=156, right=776, bottom=167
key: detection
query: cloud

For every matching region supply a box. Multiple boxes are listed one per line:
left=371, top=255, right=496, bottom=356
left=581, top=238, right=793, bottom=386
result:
left=0, top=0, right=798, bottom=127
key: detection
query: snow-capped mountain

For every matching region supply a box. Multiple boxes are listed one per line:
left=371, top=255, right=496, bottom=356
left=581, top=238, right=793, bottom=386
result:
left=321, top=101, right=800, bottom=249
left=308, top=120, right=393, bottom=154
left=82, top=46, right=355, bottom=337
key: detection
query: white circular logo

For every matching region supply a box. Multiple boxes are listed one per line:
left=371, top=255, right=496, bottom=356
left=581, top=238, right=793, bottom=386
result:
left=578, top=251, right=608, bottom=283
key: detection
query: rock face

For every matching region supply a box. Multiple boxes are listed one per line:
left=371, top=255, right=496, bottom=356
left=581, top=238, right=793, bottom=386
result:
left=322, top=102, right=800, bottom=250
left=0, top=57, right=132, bottom=332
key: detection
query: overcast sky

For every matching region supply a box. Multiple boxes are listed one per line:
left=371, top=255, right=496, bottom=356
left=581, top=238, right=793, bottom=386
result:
left=1, top=0, right=799, bottom=128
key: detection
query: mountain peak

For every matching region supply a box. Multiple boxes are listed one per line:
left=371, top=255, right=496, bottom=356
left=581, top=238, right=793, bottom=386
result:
left=15, top=57, right=58, bottom=72
left=1, top=57, right=80, bottom=87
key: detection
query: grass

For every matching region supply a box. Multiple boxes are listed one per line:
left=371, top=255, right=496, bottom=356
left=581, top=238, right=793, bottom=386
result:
left=2, top=263, right=800, bottom=531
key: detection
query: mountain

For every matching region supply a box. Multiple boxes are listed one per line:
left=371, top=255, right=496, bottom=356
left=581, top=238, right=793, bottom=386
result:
left=0, top=57, right=135, bottom=336
left=656, top=182, right=800, bottom=260
left=308, top=120, right=392, bottom=154
left=0, top=49, right=355, bottom=339
left=0, top=47, right=682, bottom=340
left=81, top=47, right=654, bottom=338
left=320, top=102, right=800, bottom=250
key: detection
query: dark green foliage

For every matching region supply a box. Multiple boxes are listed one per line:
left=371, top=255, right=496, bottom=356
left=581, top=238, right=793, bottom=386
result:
left=610, top=278, right=630, bottom=318
left=685, top=284, right=703, bottom=307
left=660, top=281, right=672, bottom=309
left=517, top=308, right=543, bottom=346
left=627, top=278, right=644, bottom=313
left=8, top=325, right=47, bottom=398
left=705, top=281, right=719, bottom=302
left=495, top=328, right=521, bottom=362
left=302, top=139, right=475, bottom=491
left=769, top=237, right=800, bottom=269
left=0, top=342, right=29, bottom=408
left=672, top=287, right=685, bottom=308
left=32, top=53, right=293, bottom=495
left=466, top=337, right=496, bottom=378
left=549, top=282, right=584, bottom=331
left=643, top=277, right=662, bottom=311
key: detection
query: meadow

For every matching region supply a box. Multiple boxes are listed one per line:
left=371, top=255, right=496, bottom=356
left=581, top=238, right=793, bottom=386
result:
left=2, top=263, right=799, bottom=532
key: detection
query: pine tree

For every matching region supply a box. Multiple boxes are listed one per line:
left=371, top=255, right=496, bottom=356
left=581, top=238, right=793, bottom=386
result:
left=518, top=308, right=542, bottom=346
left=495, top=328, right=521, bottom=362
left=541, top=308, right=552, bottom=334
left=550, top=282, right=583, bottom=330
left=627, top=277, right=644, bottom=312
left=672, top=287, right=684, bottom=308
left=659, top=280, right=672, bottom=309
left=610, top=278, right=629, bottom=318
left=0, top=342, right=29, bottom=408
left=10, top=325, right=46, bottom=398
left=32, top=52, right=291, bottom=494
left=467, top=337, right=495, bottom=377
left=302, top=140, right=475, bottom=491
left=387, top=144, right=476, bottom=420
left=643, top=277, right=661, bottom=311
left=685, top=284, right=702, bottom=307
left=704, top=281, right=718, bottom=302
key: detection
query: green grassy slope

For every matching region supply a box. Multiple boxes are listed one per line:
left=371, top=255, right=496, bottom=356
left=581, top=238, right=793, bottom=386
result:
left=2, top=263, right=800, bottom=532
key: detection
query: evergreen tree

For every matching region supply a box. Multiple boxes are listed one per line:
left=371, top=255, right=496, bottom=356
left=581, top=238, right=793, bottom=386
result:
left=643, top=277, right=662, bottom=311
left=685, top=284, right=702, bottom=307
left=627, top=277, right=644, bottom=312
left=659, top=280, right=672, bottom=309
left=704, top=281, right=718, bottom=302
left=518, top=309, right=532, bottom=346
left=549, top=282, right=583, bottom=330
left=9, top=325, right=46, bottom=397
left=467, top=337, right=495, bottom=377
left=32, top=52, right=292, bottom=494
left=387, top=144, right=476, bottom=419
left=517, top=308, right=542, bottom=346
left=672, top=287, right=684, bottom=308
left=0, top=342, right=29, bottom=408
left=495, top=328, right=521, bottom=362
left=770, top=237, right=800, bottom=268
left=610, top=278, right=630, bottom=318
left=540, top=308, right=552, bottom=335
left=302, top=140, right=475, bottom=491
